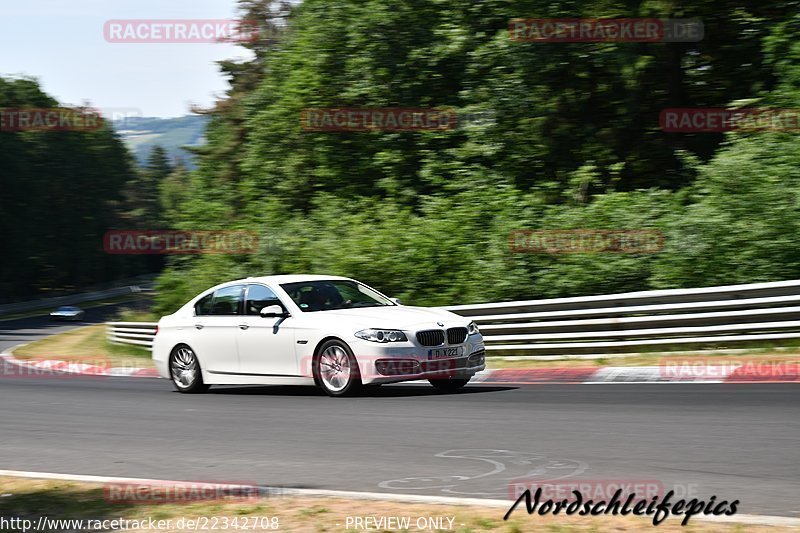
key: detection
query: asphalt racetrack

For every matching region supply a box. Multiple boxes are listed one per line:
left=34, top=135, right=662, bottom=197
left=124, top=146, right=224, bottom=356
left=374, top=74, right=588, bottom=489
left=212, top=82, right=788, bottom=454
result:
left=0, top=357, right=797, bottom=517
left=1, top=307, right=798, bottom=518
left=0, top=304, right=127, bottom=353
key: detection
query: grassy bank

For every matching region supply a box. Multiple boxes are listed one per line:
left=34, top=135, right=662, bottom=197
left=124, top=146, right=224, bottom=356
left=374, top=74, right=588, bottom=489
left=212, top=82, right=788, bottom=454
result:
left=11, top=324, right=153, bottom=368
left=0, top=476, right=792, bottom=532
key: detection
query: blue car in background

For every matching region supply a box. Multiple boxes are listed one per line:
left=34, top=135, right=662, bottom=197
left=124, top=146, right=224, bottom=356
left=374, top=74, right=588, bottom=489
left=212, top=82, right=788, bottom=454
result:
left=50, top=306, right=85, bottom=321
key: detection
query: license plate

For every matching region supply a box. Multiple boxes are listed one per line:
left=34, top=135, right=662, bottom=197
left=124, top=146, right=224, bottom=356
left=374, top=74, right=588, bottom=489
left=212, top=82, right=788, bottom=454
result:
left=428, top=347, right=464, bottom=360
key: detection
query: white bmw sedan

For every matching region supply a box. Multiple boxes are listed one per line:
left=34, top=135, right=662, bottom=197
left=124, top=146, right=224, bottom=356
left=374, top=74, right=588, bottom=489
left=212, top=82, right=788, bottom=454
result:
left=153, top=275, right=485, bottom=396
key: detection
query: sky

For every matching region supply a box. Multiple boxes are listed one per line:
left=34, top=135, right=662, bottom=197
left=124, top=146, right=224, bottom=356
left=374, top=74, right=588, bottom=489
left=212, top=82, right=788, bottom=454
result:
left=1, top=0, right=252, bottom=118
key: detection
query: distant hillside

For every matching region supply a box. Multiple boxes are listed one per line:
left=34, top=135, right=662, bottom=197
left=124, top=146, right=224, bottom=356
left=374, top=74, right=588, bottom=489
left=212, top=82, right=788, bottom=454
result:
left=111, top=115, right=209, bottom=168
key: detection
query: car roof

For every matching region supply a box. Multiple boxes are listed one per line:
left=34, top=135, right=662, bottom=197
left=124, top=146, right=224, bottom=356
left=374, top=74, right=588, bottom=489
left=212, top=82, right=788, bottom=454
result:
left=229, top=274, right=353, bottom=286
left=213, top=274, right=351, bottom=289
left=188, top=275, right=355, bottom=303
left=180, top=275, right=361, bottom=312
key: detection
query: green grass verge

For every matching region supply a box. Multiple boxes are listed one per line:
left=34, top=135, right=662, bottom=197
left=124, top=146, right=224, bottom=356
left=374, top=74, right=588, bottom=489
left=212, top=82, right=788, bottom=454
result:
left=12, top=324, right=153, bottom=368
left=0, top=477, right=787, bottom=532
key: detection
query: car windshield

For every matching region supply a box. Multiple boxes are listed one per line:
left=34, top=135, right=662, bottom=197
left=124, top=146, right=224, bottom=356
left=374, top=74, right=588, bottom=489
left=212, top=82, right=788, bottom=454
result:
left=57, top=306, right=77, bottom=311
left=280, top=280, right=395, bottom=312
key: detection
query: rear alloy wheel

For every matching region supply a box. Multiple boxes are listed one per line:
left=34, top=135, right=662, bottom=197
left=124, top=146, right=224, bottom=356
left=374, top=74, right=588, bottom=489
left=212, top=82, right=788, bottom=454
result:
left=429, top=377, right=471, bottom=392
left=315, top=340, right=362, bottom=397
left=169, top=345, right=209, bottom=394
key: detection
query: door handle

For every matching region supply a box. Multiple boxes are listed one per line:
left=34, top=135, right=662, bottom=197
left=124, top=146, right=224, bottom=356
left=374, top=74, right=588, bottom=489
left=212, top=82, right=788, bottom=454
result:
left=238, top=324, right=249, bottom=330
left=195, top=324, right=204, bottom=330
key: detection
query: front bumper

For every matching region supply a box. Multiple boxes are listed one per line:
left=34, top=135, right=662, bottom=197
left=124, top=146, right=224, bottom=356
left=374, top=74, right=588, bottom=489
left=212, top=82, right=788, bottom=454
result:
left=350, top=335, right=486, bottom=385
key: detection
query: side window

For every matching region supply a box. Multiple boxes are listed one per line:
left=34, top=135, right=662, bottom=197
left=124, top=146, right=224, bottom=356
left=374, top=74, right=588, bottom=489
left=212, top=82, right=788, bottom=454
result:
left=194, top=293, right=214, bottom=316
left=246, top=284, right=282, bottom=315
left=210, top=285, right=244, bottom=316
left=338, top=282, right=365, bottom=302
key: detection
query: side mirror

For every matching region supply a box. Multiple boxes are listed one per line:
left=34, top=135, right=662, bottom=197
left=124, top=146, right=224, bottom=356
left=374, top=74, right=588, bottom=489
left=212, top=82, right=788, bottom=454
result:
left=390, top=297, right=402, bottom=305
left=259, top=305, right=287, bottom=318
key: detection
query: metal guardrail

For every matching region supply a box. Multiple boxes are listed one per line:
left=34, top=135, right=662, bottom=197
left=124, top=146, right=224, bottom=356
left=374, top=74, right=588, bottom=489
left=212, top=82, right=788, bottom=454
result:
left=445, top=279, right=800, bottom=354
left=107, top=279, right=800, bottom=355
left=107, top=322, right=158, bottom=348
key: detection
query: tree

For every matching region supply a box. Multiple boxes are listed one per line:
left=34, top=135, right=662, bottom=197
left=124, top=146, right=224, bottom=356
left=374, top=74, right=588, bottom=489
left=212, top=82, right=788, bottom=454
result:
left=0, top=76, right=138, bottom=300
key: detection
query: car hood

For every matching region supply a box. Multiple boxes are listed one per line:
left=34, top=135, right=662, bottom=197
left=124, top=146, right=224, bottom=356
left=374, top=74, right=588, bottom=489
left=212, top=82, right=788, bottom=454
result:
left=304, top=305, right=466, bottom=330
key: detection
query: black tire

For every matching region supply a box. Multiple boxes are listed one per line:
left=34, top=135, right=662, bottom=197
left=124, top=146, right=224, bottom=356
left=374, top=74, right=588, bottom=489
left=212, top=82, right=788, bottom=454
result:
left=169, top=345, right=209, bottom=394
left=429, top=377, right=471, bottom=392
left=314, top=339, right=362, bottom=397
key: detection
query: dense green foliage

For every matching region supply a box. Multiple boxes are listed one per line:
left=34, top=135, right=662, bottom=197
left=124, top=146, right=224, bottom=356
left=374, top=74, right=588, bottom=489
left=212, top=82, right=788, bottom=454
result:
left=0, top=81, right=199, bottom=301
left=153, top=0, right=800, bottom=313
left=0, top=77, right=141, bottom=301
left=4, top=1, right=799, bottom=309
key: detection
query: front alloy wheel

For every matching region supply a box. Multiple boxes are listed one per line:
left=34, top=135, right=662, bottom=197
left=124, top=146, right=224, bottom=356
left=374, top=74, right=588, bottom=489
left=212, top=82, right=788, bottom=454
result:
left=169, top=345, right=209, bottom=393
left=315, top=340, right=362, bottom=397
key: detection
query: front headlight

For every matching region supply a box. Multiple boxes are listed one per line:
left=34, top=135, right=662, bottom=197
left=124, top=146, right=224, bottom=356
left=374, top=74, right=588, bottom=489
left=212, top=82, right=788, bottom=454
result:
left=355, top=329, right=408, bottom=343
left=468, top=321, right=480, bottom=335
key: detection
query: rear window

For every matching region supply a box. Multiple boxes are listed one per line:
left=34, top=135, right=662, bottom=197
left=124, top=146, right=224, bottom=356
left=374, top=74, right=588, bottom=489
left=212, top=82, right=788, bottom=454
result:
left=209, top=285, right=245, bottom=316
left=194, top=293, right=214, bottom=316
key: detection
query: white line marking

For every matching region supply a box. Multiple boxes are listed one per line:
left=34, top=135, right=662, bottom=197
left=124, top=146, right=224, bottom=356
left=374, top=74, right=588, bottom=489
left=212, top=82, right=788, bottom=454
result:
left=0, top=469, right=508, bottom=507
left=0, top=469, right=798, bottom=527
left=583, top=381, right=726, bottom=384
